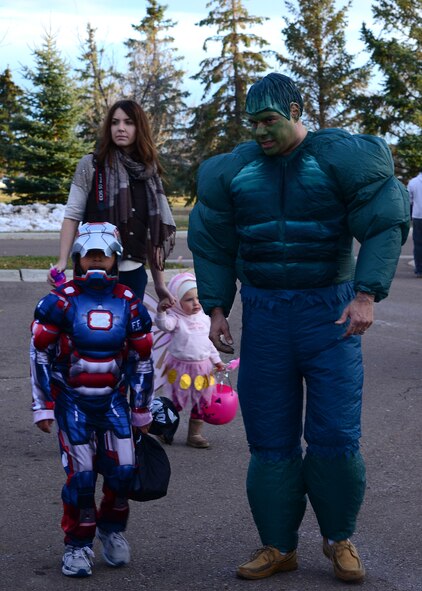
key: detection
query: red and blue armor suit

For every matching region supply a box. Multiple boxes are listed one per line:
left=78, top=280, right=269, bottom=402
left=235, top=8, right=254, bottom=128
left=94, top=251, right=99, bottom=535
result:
left=30, top=279, right=153, bottom=548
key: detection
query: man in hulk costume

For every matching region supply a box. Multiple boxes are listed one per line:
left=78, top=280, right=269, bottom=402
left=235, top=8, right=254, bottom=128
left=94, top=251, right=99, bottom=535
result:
left=188, top=73, right=409, bottom=583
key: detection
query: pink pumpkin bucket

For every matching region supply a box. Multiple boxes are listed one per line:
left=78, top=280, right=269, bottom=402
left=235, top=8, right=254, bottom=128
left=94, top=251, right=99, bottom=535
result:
left=202, top=383, right=239, bottom=425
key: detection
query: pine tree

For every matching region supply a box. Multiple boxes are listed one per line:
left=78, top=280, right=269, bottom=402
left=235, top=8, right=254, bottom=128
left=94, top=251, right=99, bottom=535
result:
left=281, top=0, right=370, bottom=129
left=9, top=32, right=88, bottom=203
left=185, top=0, right=278, bottom=201
left=356, top=0, right=422, bottom=177
left=75, top=24, right=120, bottom=145
left=0, top=67, right=24, bottom=184
left=190, top=0, right=276, bottom=161
left=124, top=0, right=190, bottom=194
left=124, top=0, right=189, bottom=147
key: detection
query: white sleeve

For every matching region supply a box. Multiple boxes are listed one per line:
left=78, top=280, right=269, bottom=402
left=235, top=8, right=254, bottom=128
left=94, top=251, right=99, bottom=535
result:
left=155, top=311, right=178, bottom=332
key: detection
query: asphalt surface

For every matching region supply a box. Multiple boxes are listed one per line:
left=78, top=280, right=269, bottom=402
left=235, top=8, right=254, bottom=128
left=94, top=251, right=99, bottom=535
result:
left=0, top=233, right=421, bottom=591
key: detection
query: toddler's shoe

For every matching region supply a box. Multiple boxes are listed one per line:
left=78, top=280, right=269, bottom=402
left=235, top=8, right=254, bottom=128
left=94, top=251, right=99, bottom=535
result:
left=237, top=545, right=298, bottom=580
left=62, top=545, right=94, bottom=577
left=187, top=418, right=209, bottom=448
left=97, top=529, right=130, bottom=567
left=323, top=538, right=365, bottom=582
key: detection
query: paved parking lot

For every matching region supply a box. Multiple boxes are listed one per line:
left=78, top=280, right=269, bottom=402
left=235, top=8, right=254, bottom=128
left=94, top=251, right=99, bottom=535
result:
left=0, top=235, right=421, bottom=590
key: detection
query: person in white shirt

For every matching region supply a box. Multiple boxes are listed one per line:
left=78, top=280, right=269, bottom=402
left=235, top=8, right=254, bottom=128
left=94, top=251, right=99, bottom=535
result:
left=407, top=172, right=422, bottom=277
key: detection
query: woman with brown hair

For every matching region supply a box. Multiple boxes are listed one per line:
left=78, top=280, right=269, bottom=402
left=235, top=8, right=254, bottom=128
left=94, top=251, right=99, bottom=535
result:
left=49, top=99, right=176, bottom=300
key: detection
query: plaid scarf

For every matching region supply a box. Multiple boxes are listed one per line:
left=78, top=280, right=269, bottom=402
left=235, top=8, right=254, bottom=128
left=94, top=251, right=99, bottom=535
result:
left=103, top=150, right=176, bottom=269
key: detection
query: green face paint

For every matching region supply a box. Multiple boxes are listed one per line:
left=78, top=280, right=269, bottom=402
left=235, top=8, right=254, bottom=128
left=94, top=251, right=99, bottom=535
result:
left=248, top=110, right=299, bottom=156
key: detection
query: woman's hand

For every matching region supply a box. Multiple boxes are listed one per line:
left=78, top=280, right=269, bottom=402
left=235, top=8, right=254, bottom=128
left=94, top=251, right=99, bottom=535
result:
left=154, top=284, right=175, bottom=304
left=157, top=297, right=174, bottom=313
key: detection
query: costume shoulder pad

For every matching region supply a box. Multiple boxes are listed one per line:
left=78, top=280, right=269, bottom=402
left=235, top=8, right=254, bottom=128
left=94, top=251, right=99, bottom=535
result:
left=113, top=283, right=137, bottom=301
left=311, top=129, right=394, bottom=196
left=33, top=289, right=71, bottom=326
left=197, top=141, right=262, bottom=209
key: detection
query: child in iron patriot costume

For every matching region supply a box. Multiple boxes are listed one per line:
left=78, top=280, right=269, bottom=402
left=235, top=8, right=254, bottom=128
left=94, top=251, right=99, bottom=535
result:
left=30, top=222, right=154, bottom=578
left=155, top=272, right=225, bottom=448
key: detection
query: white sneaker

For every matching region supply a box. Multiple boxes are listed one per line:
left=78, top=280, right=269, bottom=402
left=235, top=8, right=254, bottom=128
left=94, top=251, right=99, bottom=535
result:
left=62, top=545, right=94, bottom=577
left=97, top=529, right=130, bottom=567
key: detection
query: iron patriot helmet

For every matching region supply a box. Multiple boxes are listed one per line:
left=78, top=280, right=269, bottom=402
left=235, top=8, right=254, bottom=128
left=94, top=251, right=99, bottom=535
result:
left=72, top=222, right=123, bottom=289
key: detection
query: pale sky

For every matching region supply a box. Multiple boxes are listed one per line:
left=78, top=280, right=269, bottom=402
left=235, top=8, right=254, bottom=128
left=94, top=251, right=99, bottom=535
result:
left=1, top=0, right=376, bottom=103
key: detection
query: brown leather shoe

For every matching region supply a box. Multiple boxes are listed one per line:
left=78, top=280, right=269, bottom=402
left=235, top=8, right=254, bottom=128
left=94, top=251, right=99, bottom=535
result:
left=237, top=546, right=298, bottom=580
left=323, top=538, right=365, bottom=582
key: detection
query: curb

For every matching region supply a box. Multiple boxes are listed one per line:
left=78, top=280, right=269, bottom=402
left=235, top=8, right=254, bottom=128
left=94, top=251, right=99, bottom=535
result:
left=0, top=258, right=415, bottom=282
left=0, top=264, right=193, bottom=283
left=0, top=231, right=192, bottom=281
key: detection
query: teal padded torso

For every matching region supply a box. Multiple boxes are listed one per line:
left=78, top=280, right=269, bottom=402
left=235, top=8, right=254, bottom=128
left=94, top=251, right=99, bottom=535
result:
left=230, top=134, right=354, bottom=289
left=188, top=129, right=410, bottom=314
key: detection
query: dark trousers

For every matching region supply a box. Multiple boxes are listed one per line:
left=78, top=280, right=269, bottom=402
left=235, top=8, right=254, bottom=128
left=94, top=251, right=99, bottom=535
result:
left=238, top=282, right=366, bottom=548
left=119, top=265, right=148, bottom=300
left=412, top=218, right=422, bottom=275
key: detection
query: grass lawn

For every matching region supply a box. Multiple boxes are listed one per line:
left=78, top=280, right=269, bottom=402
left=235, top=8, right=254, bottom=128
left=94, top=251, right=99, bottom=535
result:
left=0, top=256, right=186, bottom=270
left=0, top=256, right=66, bottom=270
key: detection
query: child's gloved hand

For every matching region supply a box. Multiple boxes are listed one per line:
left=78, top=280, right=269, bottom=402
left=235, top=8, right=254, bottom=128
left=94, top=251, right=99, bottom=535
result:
left=36, top=419, right=54, bottom=433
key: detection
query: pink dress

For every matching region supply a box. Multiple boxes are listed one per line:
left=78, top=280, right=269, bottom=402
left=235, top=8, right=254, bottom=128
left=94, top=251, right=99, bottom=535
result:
left=155, top=307, right=222, bottom=411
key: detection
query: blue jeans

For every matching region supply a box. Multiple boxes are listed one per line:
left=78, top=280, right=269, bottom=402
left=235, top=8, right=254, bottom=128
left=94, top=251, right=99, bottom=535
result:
left=119, top=266, right=148, bottom=300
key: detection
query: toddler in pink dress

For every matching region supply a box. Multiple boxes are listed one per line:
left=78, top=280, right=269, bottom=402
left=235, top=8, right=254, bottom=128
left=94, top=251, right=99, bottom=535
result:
left=155, top=272, right=225, bottom=448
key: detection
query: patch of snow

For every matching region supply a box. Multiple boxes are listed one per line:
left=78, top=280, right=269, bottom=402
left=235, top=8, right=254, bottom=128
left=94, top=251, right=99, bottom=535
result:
left=0, top=203, right=65, bottom=232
